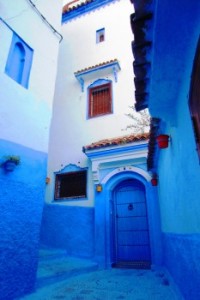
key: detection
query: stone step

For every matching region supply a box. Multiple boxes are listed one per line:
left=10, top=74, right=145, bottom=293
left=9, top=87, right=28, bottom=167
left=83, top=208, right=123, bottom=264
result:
left=38, top=247, right=68, bottom=261
left=36, top=248, right=98, bottom=288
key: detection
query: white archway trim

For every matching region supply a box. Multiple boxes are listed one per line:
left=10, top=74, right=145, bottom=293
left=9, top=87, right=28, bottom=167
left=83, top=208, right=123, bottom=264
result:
left=101, top=166, right=151, bottom=184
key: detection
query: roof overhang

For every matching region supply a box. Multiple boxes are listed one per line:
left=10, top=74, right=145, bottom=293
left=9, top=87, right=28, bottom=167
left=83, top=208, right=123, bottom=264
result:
left=74, top=60, right=120, bottom=91
left=62, top=0, right=116, bottom=23
left=131, top=0, right=200, bottom=122
left=83, top=136, right=149, bottom=183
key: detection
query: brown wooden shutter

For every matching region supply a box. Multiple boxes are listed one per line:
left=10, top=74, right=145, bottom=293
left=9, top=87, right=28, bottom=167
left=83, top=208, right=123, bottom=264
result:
left=89, top=83, right=112, bottom=117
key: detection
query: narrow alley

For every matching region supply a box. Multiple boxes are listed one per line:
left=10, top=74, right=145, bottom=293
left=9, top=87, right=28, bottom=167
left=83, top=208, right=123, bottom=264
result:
left=21, top=248, right=183, bottom=300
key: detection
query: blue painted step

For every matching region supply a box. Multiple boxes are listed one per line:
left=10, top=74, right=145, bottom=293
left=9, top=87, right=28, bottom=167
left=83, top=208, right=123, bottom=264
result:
left=38, top=248, right=68, bottom=261
left=36, top=248, right=98, bottom=288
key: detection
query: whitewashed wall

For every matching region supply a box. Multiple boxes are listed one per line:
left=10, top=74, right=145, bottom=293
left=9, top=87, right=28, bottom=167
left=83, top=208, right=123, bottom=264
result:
left=47, top=0, right=134, bottom=205
left=0, top=1, right=62, bottom=298
left=0, top=0, right=62, bottom=152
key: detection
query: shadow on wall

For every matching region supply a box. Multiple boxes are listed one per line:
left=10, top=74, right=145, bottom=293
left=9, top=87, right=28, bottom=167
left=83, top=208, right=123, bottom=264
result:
left=40, top=204, right=95, bottom=258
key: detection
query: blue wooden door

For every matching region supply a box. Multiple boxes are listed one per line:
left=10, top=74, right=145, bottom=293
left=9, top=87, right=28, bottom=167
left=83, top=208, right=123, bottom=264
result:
left=112, top=180, right=151, bottom=267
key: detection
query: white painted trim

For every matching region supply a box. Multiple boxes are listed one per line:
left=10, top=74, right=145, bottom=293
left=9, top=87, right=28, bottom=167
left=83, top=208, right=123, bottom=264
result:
left=101, top=166, right=151, bottom=184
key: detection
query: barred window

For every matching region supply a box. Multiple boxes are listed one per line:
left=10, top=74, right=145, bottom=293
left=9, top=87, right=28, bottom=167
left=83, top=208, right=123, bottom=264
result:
left=88, top=82, right=112, bottom=118
left=96, top=28, right=105, bottom=43
left=55, top=171, right=87, bottom=200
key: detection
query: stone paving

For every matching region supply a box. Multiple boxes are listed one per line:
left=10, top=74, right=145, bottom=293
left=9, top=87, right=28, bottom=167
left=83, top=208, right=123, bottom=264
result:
left=21, top=249, right=183, bottom=300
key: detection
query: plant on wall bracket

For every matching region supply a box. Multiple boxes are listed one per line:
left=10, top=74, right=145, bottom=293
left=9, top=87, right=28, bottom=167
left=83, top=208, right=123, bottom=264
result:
left=1, top=155, right=21, bottom=172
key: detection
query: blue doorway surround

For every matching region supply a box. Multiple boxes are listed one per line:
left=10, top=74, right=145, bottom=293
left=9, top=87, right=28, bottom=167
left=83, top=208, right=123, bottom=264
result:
left=95, top=167, right=163, bottom=269
left=111, top=178, right=151, bottom=268
left=83, top=137, right=163, bottom=269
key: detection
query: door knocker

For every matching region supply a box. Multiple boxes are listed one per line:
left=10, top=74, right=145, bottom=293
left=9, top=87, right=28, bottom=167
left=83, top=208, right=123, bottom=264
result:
left=128, top=203, right=134, bottom=211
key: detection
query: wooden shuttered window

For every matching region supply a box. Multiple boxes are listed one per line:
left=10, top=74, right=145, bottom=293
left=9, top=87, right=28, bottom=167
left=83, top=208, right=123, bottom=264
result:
left=55, top=171, right=87, bottom=200
left=89, top=83, right=112, bottom=118
left=189, top=39, right=200, bottom=157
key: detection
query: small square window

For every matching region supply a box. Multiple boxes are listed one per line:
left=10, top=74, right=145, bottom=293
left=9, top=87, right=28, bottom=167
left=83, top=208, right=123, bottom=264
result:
left=96, top=28, right=105, bottom=43
left=88, top=82, right=112, bottom=118
left=55, top=170, right=87, bottom=200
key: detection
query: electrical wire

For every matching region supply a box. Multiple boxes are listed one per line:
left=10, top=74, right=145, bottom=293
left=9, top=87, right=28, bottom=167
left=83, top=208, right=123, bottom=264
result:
left=26, top=0, right=63, bottom=43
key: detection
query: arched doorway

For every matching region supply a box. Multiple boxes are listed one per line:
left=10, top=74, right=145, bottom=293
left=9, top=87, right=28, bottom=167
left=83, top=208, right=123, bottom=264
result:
left=111, top=179, right=151, bottom=269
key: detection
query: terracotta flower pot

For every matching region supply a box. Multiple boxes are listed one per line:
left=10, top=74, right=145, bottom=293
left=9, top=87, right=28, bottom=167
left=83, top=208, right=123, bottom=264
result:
left=151, top=178, right=158, bottom=186
left=156, top=134, right=169, bottom=149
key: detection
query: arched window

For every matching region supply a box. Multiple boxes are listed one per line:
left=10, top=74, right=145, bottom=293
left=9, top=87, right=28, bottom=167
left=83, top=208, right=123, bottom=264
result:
left=5, top=33, right=33, bottom=88
left=10, top=42, right=25, bottom=84
left=189, top=38, right=200, bottom=157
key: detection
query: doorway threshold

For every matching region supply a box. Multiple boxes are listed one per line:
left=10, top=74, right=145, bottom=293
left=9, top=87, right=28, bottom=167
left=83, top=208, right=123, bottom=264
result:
left=112, top=260, right=151, bottom=269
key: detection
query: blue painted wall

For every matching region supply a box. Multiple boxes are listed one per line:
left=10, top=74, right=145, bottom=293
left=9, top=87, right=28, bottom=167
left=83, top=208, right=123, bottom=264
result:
left=40, top=204, right=94, bottom=258
left=94, top=168, right=162, bottom=268
left=157, top=89, right=200, bottom=299
left=0, top=139, right=47, bottom=299
left=163, top=233, right=200, bottom=300
left=148, top=1, right=200, bottom=298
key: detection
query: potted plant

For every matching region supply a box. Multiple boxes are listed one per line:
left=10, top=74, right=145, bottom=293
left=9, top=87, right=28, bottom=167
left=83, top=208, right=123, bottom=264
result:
left=151, top=177, right=158, bottom=186
left=3, top=155, right=21, bottom=171
left=156, top=134, right=170, bottom=149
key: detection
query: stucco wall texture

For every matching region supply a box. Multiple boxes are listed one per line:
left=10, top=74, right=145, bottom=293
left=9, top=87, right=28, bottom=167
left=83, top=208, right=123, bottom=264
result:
left=163, top=233, right=200, bottom=300
left=40, top=205, right=94, bottom=258
left=0, top=140, right=47, bottom=299
left=0, top=1, right=62, bottom=298
left=147, top=1, right=200, bottom=298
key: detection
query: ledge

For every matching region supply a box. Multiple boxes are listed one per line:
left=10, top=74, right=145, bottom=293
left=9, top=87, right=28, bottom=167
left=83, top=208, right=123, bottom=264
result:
left=74, top=59, right=121, bottom=91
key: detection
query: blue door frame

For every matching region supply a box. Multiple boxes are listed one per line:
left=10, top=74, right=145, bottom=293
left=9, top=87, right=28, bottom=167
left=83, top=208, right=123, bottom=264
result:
left=94, top=168, right=162, bottom=269
left=111, top=179, right=151, bottom=268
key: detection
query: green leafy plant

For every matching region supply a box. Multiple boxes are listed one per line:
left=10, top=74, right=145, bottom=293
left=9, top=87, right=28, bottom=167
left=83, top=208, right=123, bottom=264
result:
left=4, top=155, right=21, bottom=165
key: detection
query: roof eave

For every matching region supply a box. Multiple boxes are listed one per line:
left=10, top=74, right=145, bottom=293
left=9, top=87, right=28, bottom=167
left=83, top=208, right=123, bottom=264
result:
left=130, top=1, right=154, bottom=112
left=62, top=0, right=116, bottom=23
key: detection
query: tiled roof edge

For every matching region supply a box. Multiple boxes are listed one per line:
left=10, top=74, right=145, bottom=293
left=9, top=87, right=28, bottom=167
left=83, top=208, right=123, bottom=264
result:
left=74, top=59, right=119, bottom=75
left=62, top=0, right=116, bottom=23
left=83, top=132, right=149, bottom=152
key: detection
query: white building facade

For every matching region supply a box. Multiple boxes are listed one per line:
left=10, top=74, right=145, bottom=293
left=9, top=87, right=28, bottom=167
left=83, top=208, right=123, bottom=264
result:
left=41, top=0, right=162, bottom=269
left=46, top=0, right=135, bottom=206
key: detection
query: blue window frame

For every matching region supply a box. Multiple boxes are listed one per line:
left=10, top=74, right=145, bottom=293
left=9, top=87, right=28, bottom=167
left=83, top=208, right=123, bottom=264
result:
left=55, top=170, right=87, bottom=200
left=96, top=28, right=105, bottom=43
left=5, top=33, right=33, bottom=88
left=88, top=79, right=113, bottom=118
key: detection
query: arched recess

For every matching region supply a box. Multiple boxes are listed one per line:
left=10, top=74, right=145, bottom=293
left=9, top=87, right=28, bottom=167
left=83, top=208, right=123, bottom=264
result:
left=11, top=42, right=26, bottom=84
left=94, top=168, right=163, bottom=269
left=102, top=166, right=151, bottom=186
left=5, top=32, right=33, bottom=88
